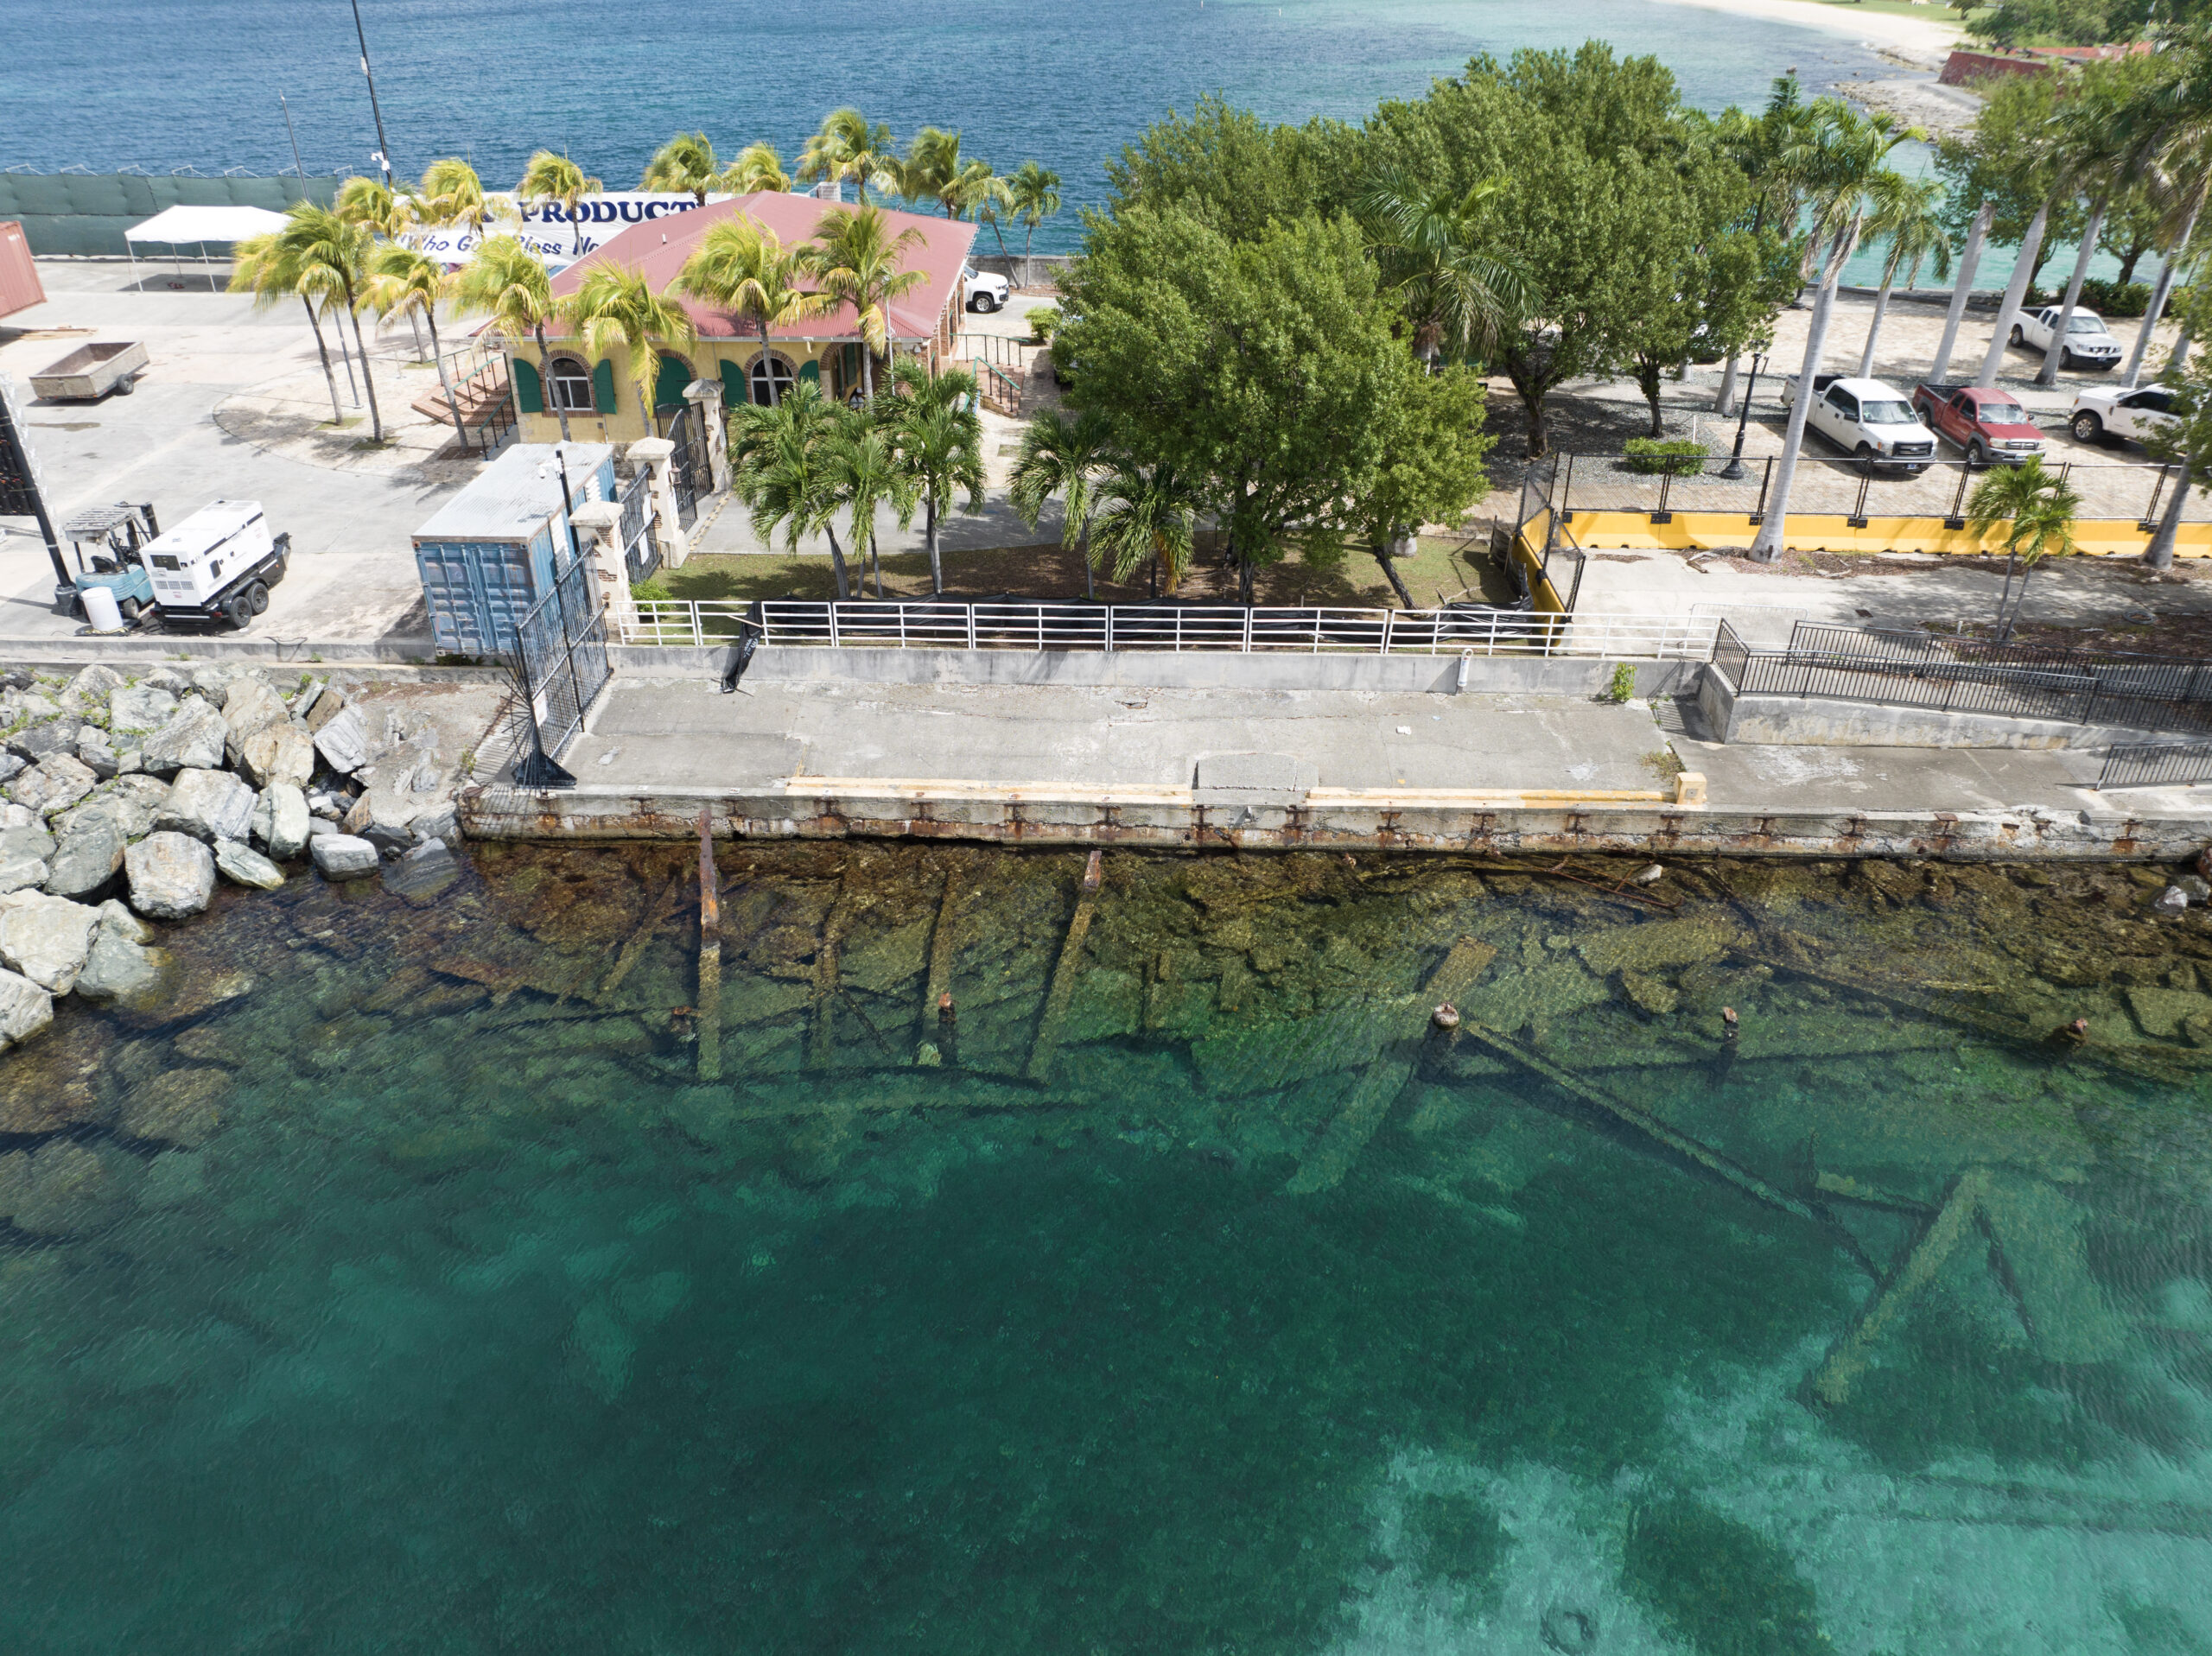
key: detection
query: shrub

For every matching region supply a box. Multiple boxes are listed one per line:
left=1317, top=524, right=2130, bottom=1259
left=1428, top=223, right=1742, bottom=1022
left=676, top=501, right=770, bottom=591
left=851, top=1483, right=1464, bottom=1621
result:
left=1606, top=662, right=1638, bottom=702
left=2079, top=278, right=2150, bottom=319
left=1623, top=438, right=1707, bottom=477
left=631, top=577, right=673, bottom=603
left=1026, top=305, right=1060, bottom=345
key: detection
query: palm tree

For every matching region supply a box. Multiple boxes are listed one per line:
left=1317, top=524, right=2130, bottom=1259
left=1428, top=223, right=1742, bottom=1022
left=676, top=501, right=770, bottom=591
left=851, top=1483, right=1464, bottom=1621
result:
left=1088, top=458, right=1201, bottom=598
left=721, top=142, right=792, bottom=195
left=2119, top=39, right=2212, bottom=387
left=818, top=409, right=917, bottom=598
left=365, top=244, right=471, bottom=453
left=332, top=173, right=423, bottom=358
left=673, top=219, right=832, bottom=408
left=1004, top=161, right=1062, bottom=258
left=1855, top=175, right=1952, bottom=377
left=418, top=157, right=512, bottom=243
left=452, top=235, right=571, bottom=442
left=799, top=110, right=899, bottom=204
left=228, top=229, right=346, bottom=423
left=564, top=263, right=697, bottom=434
left=517, top=150, right=602, bottom=257
left=1967, top=456, right=2081, bottom=639
left=1009, top=409, right=1116, bottom=600
left=640, top=132, right=720, bottom=205
left=1357, top=170, right=1529, bottom=367
left=277, top=206, right=385, bottom=442
left=899, top=128, right=976, bottom=218
left=948, top=162, right=1007, bottom=226
left=731, top=381, right=852, bottom=596
left=807, top=204, right=926, bottom=403
left=1750, top=102, right=1916, bottom=562
left=885, top=363, right=985, bottom=593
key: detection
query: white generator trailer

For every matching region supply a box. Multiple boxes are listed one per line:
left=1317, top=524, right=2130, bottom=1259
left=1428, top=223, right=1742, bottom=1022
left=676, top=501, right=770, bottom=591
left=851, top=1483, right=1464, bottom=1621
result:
left=142, top=498, right=291, bottom=629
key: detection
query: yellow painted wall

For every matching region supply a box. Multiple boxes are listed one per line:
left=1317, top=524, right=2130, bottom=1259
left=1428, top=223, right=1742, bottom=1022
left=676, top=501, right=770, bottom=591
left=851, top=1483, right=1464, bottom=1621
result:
left=511, top=337, right=873, bottom=445
left=1553, top=509, right=2212, bottom=561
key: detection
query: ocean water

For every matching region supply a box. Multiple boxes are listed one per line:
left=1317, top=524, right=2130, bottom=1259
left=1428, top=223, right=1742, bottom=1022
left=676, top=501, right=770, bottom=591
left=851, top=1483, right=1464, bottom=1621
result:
left=2, top=843, right=2209, bottom=1653
left=0, top=0, right=1900, bottom=252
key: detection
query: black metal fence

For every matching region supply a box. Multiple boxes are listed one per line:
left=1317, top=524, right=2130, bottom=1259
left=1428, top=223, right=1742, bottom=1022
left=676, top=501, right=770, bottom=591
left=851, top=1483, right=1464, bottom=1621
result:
left=511, top=552, right=609, bottom=788
left=1714, top=620, right=2212, bottom=737
left=617, top=469, right=659, bottom=583
left=2098, top=742, right=2212, bottom=789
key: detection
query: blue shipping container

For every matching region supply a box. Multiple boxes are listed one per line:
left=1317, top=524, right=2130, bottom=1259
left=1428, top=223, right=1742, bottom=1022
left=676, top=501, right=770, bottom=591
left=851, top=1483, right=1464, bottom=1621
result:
left=412, top=442, right=616, bottom=657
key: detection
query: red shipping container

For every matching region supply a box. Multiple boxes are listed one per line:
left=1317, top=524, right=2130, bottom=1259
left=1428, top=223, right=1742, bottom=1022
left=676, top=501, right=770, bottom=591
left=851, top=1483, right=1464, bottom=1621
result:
left=0, top=222, right=47, bottom=320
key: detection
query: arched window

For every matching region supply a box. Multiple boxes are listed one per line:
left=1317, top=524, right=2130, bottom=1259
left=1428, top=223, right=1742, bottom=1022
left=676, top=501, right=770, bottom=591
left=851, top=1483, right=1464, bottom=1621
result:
left=747, top=352, right=797, bottom=407
left=548, top=356, right=595, bottom=413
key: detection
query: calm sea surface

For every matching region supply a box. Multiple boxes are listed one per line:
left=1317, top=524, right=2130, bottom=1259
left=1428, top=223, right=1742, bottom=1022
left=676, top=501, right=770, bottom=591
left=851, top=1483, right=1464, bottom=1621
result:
left=1, top=842, right=2209, bottom=1652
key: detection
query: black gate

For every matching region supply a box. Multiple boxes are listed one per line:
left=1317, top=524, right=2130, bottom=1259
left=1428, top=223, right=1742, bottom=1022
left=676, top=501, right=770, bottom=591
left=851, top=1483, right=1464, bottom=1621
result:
left=666, top=403, right=702, bottom=530
left=618, top=468, right=660, bottom=582
left=512, top=549, right=610, bottom=788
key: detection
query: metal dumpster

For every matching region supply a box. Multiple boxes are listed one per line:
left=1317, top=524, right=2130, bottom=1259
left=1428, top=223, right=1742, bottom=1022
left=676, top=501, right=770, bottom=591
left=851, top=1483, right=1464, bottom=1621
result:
left=413, top=441, right=615, bottom=659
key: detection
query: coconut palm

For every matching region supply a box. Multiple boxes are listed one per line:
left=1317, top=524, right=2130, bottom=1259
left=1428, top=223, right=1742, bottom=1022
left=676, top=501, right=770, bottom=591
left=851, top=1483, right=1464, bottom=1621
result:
left=806, top=204, right=926, bottom=403
left=885, top=362, right=985, bottom=593
left=1967, top=456, right=2081, bottom=639
left=563, top=263, right=698, bottom=434
left=332, top=173, right=426, bottom=356
left=365, top=244, right=471, bottom=453
left=228, top=229, right=347, bottom=422
left=517, top=150, right=602, bottom=257
left=2119, top=38, right=2212, bottom=386
left=2035, top=55, right=2167, bottom=390
left=673, top=219, right=832, bottom=408
left=1357, top=170, right=1529, bottom=367
left=640, top=131, right=720, bottom=205
left=1088, top=457, right=1201, bottom=597
left=1004, top=161, right=1062, bottom=257
left=818, top=410, right=917, bottom=598
left=276, top=206, right=385, bottom=442
left=899, top=128, right=976, bottom=218
left=1854, top=174, right=1952, bottom=377
left=731, top=381, right=854, bottom=597
left=452, top=236, right=571, bottom=442
left=721, top=142, right=792, bottom=195
left=1009, top=409, right=1116, bottom=600
left=418, top=157, right=512, bottom=243
left=1750, top=102, right=1916, bottom=562
left=799, top=109, right=899, bottom=204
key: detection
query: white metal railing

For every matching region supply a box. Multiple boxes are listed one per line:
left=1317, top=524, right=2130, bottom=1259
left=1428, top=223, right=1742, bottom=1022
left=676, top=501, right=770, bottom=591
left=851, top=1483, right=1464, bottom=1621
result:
left=617, top=600, right=1734, bottom=662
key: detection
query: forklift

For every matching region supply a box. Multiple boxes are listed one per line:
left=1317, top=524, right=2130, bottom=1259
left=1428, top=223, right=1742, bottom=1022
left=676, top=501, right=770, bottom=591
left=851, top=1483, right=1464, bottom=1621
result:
left=56, top=501, right=159, bottom=625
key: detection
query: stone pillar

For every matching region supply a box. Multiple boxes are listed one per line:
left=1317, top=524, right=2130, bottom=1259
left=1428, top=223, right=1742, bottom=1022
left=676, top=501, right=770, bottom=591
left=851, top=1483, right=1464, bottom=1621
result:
left=626, top=436, right=689, bottom=569
left=684, top=378, right=729, bottom=496
left=568, top=499, right=637, bottom=638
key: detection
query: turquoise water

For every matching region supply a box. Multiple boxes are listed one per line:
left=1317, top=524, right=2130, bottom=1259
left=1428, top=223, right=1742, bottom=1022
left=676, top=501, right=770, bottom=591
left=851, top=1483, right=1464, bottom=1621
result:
left=3, top=846, right=2210, bottom=1652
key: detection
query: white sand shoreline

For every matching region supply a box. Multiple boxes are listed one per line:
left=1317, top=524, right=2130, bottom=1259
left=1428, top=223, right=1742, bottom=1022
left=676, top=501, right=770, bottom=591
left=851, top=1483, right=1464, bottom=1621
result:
left=1644, top=0, right=1962, bottom=68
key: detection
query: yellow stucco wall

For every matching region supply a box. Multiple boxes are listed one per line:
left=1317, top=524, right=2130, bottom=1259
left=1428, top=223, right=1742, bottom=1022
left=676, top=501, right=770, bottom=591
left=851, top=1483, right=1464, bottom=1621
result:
left=509, top=336, right=909, bottom=445
left=1553, top=510, right=2212, bottom=561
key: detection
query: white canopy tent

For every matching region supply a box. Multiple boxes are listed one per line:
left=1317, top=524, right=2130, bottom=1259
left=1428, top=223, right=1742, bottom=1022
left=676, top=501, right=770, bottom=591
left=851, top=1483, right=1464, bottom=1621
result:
left=124, top=204, right=290, bottom=285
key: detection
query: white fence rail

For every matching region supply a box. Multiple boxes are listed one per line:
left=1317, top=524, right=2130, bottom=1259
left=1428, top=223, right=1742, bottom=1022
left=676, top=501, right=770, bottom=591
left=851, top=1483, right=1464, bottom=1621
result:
left=619, top=600, right=1733, bottom=662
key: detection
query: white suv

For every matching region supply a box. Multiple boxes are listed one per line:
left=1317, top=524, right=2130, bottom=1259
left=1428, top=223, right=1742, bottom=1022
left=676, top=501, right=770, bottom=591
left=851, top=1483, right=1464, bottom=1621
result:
left=1780, top=373, right=1940, bottom=473
left=2012, top=306, right=2124, bottom=371
left=2069, top=384, right=2178, bottom=449
left=962, top=266, right=1010, bottom=314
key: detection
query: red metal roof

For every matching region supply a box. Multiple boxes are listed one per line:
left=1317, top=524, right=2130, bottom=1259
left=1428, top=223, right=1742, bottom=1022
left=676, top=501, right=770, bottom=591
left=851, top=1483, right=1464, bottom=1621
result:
left=545, top=194, right=975, bottom=344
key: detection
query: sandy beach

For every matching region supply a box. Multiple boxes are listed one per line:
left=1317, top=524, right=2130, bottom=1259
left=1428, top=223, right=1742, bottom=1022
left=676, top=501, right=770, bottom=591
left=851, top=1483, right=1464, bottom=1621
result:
left=1646, top=0, right=1962, bottom=69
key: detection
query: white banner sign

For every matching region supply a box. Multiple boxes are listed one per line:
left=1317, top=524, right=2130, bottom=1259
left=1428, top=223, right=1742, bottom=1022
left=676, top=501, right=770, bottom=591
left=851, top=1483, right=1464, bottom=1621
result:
left=405, top=193, right=723, bottom=269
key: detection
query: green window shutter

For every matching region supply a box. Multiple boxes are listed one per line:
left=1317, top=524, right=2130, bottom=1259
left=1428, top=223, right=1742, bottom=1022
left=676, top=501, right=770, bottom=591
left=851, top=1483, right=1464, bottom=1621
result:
left=655, top=352, right=692, bottom=410
left=719, top=359, right=747, bottom=405
left=798, top=358, right=820, bottom=384
left=512, top=358, right=543, bottom=414
left=591, top=358, right=617, bottom=413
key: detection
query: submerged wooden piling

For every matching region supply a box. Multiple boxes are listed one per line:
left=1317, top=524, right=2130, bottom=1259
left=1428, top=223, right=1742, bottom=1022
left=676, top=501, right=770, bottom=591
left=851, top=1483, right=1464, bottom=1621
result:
left=596, top=872, right=683, bottom=1005
left=1811, top=1168, right=1991, bottom=1406
left=1026, top=849, right=1104, bottom=1085
left=811, top=875, right=855, bottom=1069
left=696, top=809, right=721, bottom=1081
left=920, top=865, right=966, bottom=1057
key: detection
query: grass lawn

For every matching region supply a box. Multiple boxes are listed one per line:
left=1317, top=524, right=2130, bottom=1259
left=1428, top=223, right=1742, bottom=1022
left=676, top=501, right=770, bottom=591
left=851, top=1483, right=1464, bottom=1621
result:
left=1799, top=0, right=1968, bottom=19
left=655, top=531, right=1511, bottom=610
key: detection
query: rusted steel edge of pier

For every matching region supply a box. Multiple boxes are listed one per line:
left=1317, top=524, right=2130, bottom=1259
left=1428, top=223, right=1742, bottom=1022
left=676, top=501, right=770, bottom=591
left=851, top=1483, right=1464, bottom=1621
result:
left=457, top=782, right=2212, bottom=862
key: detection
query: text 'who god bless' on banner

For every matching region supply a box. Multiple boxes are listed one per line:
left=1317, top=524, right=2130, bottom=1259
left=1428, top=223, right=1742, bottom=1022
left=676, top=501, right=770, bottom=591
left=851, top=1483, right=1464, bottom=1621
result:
left=405, top=193, right=724, bottom=270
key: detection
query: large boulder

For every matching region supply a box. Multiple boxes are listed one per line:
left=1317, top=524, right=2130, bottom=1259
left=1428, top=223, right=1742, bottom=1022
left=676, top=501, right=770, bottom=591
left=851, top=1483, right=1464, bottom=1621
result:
left=108, top=682, right=179, bottom=735
left=7, top=719, right=77, bottom=764
left=191, top=662, right=256, bottom=699
left=238, top=720, right=315, bottom=790
left=156, top=767, right=257, bottom=843
left=302, top=683, right=347, bottom=734
left=251, top=784, right=311, bottom=860
left=0, top=1141, right=138, bottom=1237
left=0, top=823, right=54, bottom=865
left=118, top=1067, right=231, bottom=1148
left=213, top=838, right=285, bottom=891
left=141, top=697, right=228, bottom=775
left=312, top=704, right=370, bottom=775
left=76, top=725, right=119, bottom=780
left=222, top=676, right=289, bottom=746
left=0, top=891, right=101, bottom=993
left=57, top=663, right=125, bottom=720
left=75, top=919, right=167, bottom=1006
left=0, top=855, right=47, bottom=895
left=310, top=834, right=380, bottom=879
left=59, top=773, right=170, bottom=843
left=8, top=752, right=98, bottom=818
left=0, top=964, right=54, bottom=1050
left=126, top=831, right=216, bottom=919
left=41, top=818, right=125, bottom=899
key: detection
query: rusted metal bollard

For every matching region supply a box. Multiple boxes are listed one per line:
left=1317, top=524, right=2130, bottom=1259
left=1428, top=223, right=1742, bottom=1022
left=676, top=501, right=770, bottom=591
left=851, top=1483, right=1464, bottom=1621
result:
left=696, top=808, right=721, bottom=1081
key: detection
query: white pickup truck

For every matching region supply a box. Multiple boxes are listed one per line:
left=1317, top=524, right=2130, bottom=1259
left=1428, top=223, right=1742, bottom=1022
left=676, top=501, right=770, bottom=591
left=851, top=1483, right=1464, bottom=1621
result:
left=2069, top=384, right=2178, bottom=449
left=1779, top=373, right=1940, bottom=473
left=2011, top=306, right=2124, bottom=372
left=962, top=266, right=1010, bottom=314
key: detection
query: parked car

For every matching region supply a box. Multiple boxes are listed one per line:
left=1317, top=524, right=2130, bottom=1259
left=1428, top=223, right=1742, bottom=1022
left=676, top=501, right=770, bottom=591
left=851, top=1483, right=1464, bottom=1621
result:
left=2069, top=384, right=2179, bottom=449
left=1910, top=383, right=2046, bottom=466
left=2012, top=306, right=2124, bottom=371
left=142, top=498, right=290, bottom=630
left=1779, top=373, right=1939, bottom=473
left=962, top=266, right=1010, bottom=313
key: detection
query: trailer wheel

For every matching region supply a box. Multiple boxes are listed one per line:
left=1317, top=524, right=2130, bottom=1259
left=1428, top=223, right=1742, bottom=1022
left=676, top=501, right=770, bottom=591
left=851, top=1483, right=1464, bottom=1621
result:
left=113, top=377, right=136, bottom=397
left=225, top=593, right=254, bottom=630
left=247, top=581, right=270, bottom=615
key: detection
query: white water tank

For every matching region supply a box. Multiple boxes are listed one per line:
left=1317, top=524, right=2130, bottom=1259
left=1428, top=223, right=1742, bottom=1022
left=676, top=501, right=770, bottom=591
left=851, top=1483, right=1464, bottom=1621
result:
left=80, top=585, right=123, bottom=632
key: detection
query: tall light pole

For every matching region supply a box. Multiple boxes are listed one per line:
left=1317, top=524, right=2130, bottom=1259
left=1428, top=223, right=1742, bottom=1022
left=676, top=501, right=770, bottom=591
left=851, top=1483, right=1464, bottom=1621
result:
left=349, top=0, right=395, bottom=187
left=278, top=92, right=308, bottom=200
left=1719, top=352, right=1768, bottom=481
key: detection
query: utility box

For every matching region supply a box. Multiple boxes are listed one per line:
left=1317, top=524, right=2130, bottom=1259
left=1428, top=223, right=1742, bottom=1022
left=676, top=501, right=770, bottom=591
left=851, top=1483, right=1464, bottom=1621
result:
left=412, top=441, right=614, bottom=658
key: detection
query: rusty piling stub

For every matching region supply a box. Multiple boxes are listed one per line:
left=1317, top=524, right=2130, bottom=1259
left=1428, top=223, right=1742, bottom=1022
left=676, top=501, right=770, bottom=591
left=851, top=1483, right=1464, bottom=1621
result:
left=697, top=808, right=722, bottom=1082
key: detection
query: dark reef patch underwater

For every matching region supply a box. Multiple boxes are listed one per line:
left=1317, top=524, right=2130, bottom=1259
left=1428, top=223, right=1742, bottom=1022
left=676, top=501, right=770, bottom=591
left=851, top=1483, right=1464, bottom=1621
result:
left=3, top=843, right=2211, bottom=1653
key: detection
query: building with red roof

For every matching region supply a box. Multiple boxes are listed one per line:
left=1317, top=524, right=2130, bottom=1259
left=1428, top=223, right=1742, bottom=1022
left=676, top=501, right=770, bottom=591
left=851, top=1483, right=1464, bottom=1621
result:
left=505, top=192, right=976, bottom=446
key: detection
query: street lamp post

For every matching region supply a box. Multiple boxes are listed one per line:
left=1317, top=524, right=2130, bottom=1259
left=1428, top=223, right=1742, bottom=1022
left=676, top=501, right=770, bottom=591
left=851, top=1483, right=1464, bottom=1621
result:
left=1719, top=352, right=1768, bottom=482
left=350, top=0, right=395, bottom=187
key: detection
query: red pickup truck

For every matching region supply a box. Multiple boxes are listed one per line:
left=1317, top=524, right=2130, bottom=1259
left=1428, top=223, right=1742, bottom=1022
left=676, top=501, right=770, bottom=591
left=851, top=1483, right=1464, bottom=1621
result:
left=1909, top=383, right=2046, bottom=466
